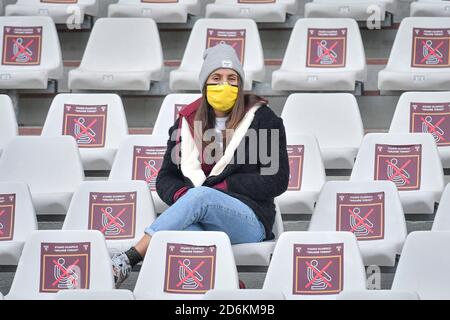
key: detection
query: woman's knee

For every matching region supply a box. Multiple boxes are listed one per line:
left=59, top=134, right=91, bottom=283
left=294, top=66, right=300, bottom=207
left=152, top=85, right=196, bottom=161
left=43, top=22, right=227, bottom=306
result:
left=171, top=186, right=216, bottom=220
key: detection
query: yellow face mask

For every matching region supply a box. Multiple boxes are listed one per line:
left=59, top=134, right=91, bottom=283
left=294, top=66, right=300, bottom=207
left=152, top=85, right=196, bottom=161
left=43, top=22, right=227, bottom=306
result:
left=206, top=84, right=239, bottom=113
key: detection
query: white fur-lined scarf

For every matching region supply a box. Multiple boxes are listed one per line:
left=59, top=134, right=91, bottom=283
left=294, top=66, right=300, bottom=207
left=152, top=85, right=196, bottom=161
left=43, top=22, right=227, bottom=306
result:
left=180, top=104, right=262, bottom=187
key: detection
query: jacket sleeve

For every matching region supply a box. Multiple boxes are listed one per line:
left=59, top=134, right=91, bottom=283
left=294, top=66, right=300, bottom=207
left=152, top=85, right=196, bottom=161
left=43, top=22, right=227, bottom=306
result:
left=156, top=118, right=193, bottom=206
left=225, top=115, right=290, bottom=201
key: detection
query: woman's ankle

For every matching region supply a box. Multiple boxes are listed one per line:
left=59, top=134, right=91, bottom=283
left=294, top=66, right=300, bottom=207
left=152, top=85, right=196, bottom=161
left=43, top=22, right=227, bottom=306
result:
left=124, top=247, right=143, bottom=268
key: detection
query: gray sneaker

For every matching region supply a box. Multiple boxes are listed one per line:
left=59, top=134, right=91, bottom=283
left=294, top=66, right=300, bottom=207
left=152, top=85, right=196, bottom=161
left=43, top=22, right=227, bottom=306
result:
left=111, top=252, right=132, bottom=288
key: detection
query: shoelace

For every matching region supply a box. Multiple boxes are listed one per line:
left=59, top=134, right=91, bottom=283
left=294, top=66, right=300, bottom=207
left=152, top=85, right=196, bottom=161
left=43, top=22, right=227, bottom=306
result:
left=112, top=254, right=131, bottom=277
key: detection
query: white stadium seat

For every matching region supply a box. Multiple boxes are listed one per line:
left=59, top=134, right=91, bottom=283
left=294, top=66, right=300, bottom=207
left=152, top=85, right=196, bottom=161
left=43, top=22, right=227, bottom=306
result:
left=170, top=18, right=265, bottom=91
left=109, top=135, right=169, bottom=214
left=134, top=231, right=239, bottom=300
left=206, top=0, right=298, bottom=23
left=204, top=289, right=285, bottom=300
left=152, top=93, right=201, bottom=136
left=350, top=133, right=444, bottom=214
left=108, top=0, right=203, bottom=23
left=337, top=290, right=419, bottom=300
left=62, top=181, right=157, bottom=254
left=68, top=18, right=164, bottom=91
left=272, top=18, right=366, bottom=91
left=6, top=230, right=114, bottom=300
left=432, top=184, right=450, bottom=231
left=389, top=91, right=450, bottom=168
left=305, top=0, right=398, bottom=21
left=0, top=182, right=37, bottom=265
left=281, top=93, right=364, bottom=169
left=263, top=231, right=366, bottom=300
left=232, top=202, right=283, bottom=266
left=379, top=18, right=450, bottom=91
left=0, top=136, right=85, bottom=215
left=275, top=135, right=326, bottom=214
left=0, top=95, right=18, bottom=155
left=6, top=0, right=99, bottom=24
left=55, top=289, right=135, bottom=300
left=392, top=231, right=450, bottom=299
left=309, top=181, right=407, bottom=266
left=0, top=16, right=62, bottom=89
left=41, top=94, right=129, bottom=171
left=411, top=0, right=450, bottom=17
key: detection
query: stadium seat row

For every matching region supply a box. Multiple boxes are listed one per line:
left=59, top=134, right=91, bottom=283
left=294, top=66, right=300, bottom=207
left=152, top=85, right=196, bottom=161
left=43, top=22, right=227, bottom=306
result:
left=1, top=1, right=450, bottom=24
left=2, top=156, right=450, bottom=269
left=1, top=229, right=449, bottom=300
left=0, top=180, right=283, bottom=267
left=0, top=129, right=444, bottom=214
left=1, top=92, right=449, bottom=215
left=4, top=90, right=450, bottom=169
left=3, top=16, right=450, bottom=92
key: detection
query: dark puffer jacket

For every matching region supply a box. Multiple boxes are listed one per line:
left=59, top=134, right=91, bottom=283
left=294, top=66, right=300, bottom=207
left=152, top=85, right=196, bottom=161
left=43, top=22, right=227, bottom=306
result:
left=156, top=95, right=290, bottom=240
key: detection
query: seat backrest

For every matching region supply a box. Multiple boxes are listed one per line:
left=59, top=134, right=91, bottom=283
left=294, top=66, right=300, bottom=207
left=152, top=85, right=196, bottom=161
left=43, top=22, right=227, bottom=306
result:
left=0, top=182, right=37, bottom=243
left=54, top=289, right=135, bottom=300
left=0, top=16, right=62, bottom=77
left=79, top=18, right=163, bottom=72
left=0, top=94, right=17, bottom=150
left=311, top=0, right=393, bottom=3
left=152, top=94, right=202, bottom=136
left=280, top=18, right=365, bottom=73
left=41, top=93, right=129, bottom=149
left=178, top=18, right=264, bottom=73
left=6, top=230, right=114, bottom=300
left=350, top=133, right=445, bottom=192
left=117, top=0, right=199, bottom=4
left=213, top=0, right=297, bottom=10
left=432, top=183, right=450, bottom=230
left=389, top=91, right=450, bottom=149
left=62, top=180, right=156, bottom=242
left=309, top=0, right=397, bottom=16
left=263, top=231, right=366, bottom=300
left=281, top=93, right=364, bottom=149
left=309, top=180, right=407, bottom=245
left=109, top=135, right=168, bottom=191
left=385, top=17, right=450, bottom=71
left=204, top=289, right=285, bottom=300
left=337, top=290, right=419, bottom=300
left=134, top=231, right=239, bottom=300
left=115, top=0, right=203, bottom=15
left=16, top=0, right=100, bottom=6
left=273, top=201, right=284, bottom=239
left=0, top=136, right=85, bottom=193
left=284, top=134, right=326, bottom=191
left=15, top=0, right=96, bottom=4
left=392, top=231, right=450, bottom=299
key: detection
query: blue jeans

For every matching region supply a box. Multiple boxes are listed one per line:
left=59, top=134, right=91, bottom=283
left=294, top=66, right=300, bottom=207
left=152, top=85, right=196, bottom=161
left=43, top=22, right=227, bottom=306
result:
left=145, top=186, right=266, bottom=245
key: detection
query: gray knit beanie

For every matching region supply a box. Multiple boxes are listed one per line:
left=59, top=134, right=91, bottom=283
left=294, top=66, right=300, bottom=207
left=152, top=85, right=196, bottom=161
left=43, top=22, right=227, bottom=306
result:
left=199, top=43, right=245, bottom=92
